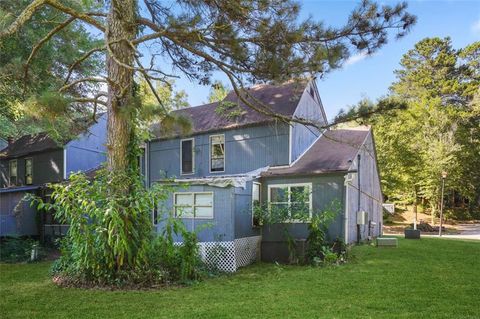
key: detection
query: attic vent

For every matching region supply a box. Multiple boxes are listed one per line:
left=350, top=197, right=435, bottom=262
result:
left=309, top=87, right=315, bottom=98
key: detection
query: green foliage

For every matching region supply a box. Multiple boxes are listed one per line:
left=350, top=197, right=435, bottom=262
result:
left=215, top=101, right=247, bottom=120
left=0, top=0, right=103, bottom=139
left=207, top=81, right=229, bottom=103
left=305, top=205, right=339, bottom=264
left=348, top=38, right=480, bottom=217
left=0, top=237, right=44, bottom=263
left=30, top=169, right=205, bottom=286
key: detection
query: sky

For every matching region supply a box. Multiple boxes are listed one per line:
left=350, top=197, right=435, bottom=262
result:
left=166, top=0, right=480, bottom=121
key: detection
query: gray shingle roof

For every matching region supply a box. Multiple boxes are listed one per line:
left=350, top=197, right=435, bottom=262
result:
left=152, top=80, right=308, bottom=139
left=0, top=133, right=62, bottom=159
left=262, top=128, right=370, bottom=177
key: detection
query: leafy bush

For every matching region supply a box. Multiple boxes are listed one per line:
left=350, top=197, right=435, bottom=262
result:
left=305, top=202, right=340, bottom=264
left=0, top=237, right=44, bottom=263
left=31, top=169, right=206, bottom=287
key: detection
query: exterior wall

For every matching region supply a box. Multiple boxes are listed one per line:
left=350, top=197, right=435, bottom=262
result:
left=260, top=175, right=346, bottom=239
left=65, top=114, right=107, bottom=177
left=259, top=174, right=346, bottom=262
left=234, top=180, right=261, bottom=239
left=345, top=131, right=383, bottom=244
left=0, top=190, right=38, bottom=236
left=0, top=149, right=64, bottom=188
left=148, top=123, right=290, bottom=181
left=155, top=184, right=236, bottom=242
left=290, top=83, right=326, bottom=162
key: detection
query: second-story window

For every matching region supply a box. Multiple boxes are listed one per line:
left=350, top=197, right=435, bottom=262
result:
left=25, top=158, right=33, bottom=185
left=210, top=134, right=225, bottom=172
left=181, top=138, right=194, bottom=174
left=9, top=160, right=17, bottom=186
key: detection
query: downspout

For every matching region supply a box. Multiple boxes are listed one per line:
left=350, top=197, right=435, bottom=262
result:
left=344, top=175, right=349, bottom=244
left=357, top=154, right=361, bottom=244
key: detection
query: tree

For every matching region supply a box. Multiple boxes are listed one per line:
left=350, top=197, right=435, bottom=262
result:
left=1, top=0, right=416, bottom=175
left=363, top=38, right=480, bottom=219
left=0, top=0, right=103, bottom=140
left=207, top=81, right=229, bottom=103
left=1, top=0, right=416, bottom=279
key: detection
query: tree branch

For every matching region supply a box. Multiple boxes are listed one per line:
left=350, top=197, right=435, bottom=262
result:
left=45, top=0, right=106, bottom=32
left=60, top=77, right=108, bottom=93
left=65, top=47, right=106, bottom=84
left=0, top=0, right=48, bottom=38
left=24, top=16, right=76, bottom=85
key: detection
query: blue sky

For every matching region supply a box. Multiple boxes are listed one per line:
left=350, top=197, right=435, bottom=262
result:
left=158, top=0, right=480, bottom=120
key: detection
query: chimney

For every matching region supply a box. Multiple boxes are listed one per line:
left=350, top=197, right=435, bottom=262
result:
left=7, top=137, right=14, bottom=145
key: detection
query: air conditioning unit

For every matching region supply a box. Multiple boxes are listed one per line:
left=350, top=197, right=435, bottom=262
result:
left=357, top=211, right=368, bottom=225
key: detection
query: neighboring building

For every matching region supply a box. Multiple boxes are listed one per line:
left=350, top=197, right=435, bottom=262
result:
left=147, top=80, right=383, bottom=271
left=0, top=114, right=107, bottom=237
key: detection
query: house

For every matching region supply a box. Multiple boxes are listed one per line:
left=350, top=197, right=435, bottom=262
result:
left=147, top=80, right=383, bottom=271
left=0, top=114, right=107, bottom=238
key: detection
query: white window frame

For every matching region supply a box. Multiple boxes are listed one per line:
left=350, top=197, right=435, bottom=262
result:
left=252, top=182, right=261, bottom=227
left=267, top=183, right=313, bottom=222
left=173, top=192, right=214, bottom=219
left=180, top=138, right=195, bottom=175
left=9, top=159, right=17, bottom=186
left=25, top=157, right=33, bottom=185
left=209, top=134, right=225, bottom=173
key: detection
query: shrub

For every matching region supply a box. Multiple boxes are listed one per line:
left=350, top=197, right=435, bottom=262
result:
left=0, top=237, right=44, bottom=263
left=305, top=202, right=339, bottom=264
left=31, top=169, right=206, bottom=287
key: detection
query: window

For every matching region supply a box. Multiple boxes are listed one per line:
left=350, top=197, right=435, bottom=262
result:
left=152, top=207, right=158, bottom=225
left=252, top=182, right=261, bottom=227
left=268, top=183, right=312, bottom=222
left=174, top=192, right=213, bottom=219
left=210, top=135, right=225, bottom=172
left=180, top=138, right=194, bottom=174
left=25, top=158, right=33, bottom=185
left=9, top=160, right=17, bottom=186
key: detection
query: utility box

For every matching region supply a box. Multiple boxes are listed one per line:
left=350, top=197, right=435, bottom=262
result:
left=357, top=211, right=368, bottom=225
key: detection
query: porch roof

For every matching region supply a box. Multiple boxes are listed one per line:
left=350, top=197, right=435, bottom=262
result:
left=262, top=127, right=370, bottom=177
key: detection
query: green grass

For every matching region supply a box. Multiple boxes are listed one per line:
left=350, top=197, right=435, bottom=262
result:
left=1, top=238, right=479, bottom=319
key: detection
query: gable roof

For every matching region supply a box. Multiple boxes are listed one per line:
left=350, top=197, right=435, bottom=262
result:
left=152, top=80, right=309, bottom=139
left=262, top=128, right=370, bottom=177
left=0, top=113, right=106, bottom=159
left=0, top=133, right=62, bottom=159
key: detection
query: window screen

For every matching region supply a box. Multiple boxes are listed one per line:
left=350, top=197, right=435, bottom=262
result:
left=210, top=135, right=225, bottom=172
left=25, top=158, right=33, bottom=185
left=181, top=139, right=194, bottom=174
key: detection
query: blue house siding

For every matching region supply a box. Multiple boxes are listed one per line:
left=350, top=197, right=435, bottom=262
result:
left=345, top=131, right=383, bottom=244
left=290, top=82, right=326, bottom=163
left=156, top=185, right=235, bottom=242
left=260, top=174, right=346, bottom=241
left=0, top=149, right=64, bottom=188
left=233, top=181, right=261, bottom=239
left=0, top=190, right=38, bottom=236
left=149, top=123, right=290, bottom=181
left=65, top=114, right=107, bottom=177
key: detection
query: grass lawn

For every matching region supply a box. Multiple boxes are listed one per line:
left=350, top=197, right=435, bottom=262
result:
left=1, top=238, right=479, bottom=319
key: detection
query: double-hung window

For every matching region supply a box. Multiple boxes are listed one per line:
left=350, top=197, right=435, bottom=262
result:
left=180, top=138, right=194, bottom=175
left=174, top=192, right=213, bottom=219
left=268, top=183, right=312, bottom=222
left=210, top=134, right=225, bottom=172
left=25, top=158, right=33, bottom=185
left=9, top=160, right=17, bottom=186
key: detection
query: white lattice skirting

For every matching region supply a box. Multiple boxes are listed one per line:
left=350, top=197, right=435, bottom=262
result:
left=177, top=236, right=261, bottom=273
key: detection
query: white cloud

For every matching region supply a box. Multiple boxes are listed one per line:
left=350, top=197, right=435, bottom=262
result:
left=344, top=51, right=369, bottom=67
left=472, top=18, right=480, bottom=35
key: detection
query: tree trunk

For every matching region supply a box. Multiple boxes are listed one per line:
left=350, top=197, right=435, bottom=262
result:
left=431, top=203, right=436, bottom=225
left=106, top=0, right=137, bottom=175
